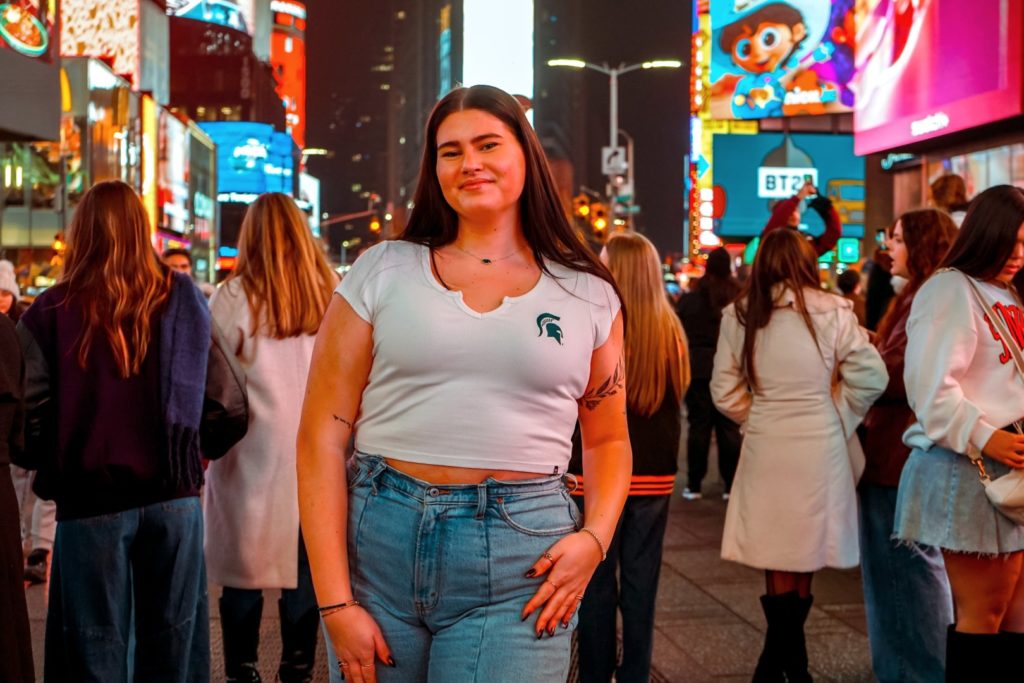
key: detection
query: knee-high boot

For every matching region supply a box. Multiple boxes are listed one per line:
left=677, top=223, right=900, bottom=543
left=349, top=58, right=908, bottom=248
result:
left=277, top=597, right=319, bottom=683
left=780, top=594, right=813, bottom=683
left=945, top=626, right=1002, bottom=682
left=220, top=594, right=263, bottom=683
left=753, top=594, right=787, bottom=682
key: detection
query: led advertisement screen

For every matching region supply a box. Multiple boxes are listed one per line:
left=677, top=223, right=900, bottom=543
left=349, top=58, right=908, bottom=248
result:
left=200, top=121, right=295, bottom=197
left=167, top=0, right=251, bottom=34
left=62, top=0, right=141, bottom=86
left=712, top=132, right=865, bottom=239
left=854, top=0, right=1023, bottom=155
left=0, top=1, right=57, bottom=61
left=709, top=0, right=856, bottom=120
left=158, top=112, right=190, bottom=234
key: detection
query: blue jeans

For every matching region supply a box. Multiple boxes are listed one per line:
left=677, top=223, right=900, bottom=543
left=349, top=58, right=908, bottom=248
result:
left=575, top=494, right=670, bottom=683
left=859, top=483, right=951, bottom=683
left=324, top=455, right=581, bottom=682
left=44, top=496, right=210, bottom=683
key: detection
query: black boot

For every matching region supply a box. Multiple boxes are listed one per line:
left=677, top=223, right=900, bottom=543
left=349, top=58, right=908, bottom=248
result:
left=780, top=594, right=813, bottom=683
left=220, top=593, right=263, bottom=683
left=753, top=594, right=787, bottom=682
left=277, top=597, right=319, bottom=683
left=946, top=626, right=1001, bottom=682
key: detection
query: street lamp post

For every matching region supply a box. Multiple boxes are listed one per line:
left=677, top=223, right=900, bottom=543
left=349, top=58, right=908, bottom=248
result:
left=547, top=58, right=682, bottom=230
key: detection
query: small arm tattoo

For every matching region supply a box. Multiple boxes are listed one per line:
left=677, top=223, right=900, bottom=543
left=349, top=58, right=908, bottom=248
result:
left=580, top=357, right=624, bottom=411
left=332, top=414, right=354, bottom=430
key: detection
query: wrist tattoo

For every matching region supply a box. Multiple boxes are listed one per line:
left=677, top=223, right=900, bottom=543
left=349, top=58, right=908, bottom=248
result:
left=332, top=414, right=354, bottom=430
left=580, top=357, right=624, bottom=411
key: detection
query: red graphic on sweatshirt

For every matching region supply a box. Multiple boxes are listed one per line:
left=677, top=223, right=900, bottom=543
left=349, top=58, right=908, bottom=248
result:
left=984, top=302, right=1024, bottom=365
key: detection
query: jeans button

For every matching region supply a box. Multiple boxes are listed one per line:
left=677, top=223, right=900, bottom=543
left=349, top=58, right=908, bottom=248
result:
left=428, top=487, right=439, bottom=497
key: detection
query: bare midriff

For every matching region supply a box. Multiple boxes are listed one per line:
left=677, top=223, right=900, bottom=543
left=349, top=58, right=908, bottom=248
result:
left=385, top=458, right=548, bottom=485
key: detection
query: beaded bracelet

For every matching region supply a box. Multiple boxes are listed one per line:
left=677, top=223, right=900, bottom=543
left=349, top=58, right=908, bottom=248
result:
left=579, top=527, right=607, bottom=561
left=318, top=599, right=360, bottom=618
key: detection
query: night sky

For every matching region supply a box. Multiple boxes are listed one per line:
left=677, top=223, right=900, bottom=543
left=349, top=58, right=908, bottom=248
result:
left=304, top=1, right=691, bottom=258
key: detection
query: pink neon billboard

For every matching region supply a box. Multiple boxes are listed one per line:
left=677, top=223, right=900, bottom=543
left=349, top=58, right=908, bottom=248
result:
left=854, top=0, right=1023, bottom=156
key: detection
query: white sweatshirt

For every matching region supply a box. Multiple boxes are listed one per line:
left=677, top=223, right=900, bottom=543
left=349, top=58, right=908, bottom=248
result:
left=903, top=270, right=1024, bottom=455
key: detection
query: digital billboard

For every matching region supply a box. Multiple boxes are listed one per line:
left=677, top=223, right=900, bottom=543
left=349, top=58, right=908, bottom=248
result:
left=167, top=0, right=251, bottom=34
left=854, top=0, right=1023, bottom=155
left=270, top=0, right=305, bottom=148
left=158, top=111, right=191, bottom=234
left=199, top=121, right=296, bottom=197
left=711, top=132, right=865, bottom=239
left=709, top=0, right=856, bottom=120
left=0, top=1, right=57, bottom=61
left=62, top=0, right=141, bottom=86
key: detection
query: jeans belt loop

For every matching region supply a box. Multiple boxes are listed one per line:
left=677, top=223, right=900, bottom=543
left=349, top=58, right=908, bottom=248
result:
left=562, top=472, right=578, bottom=493
left=475, top=483, right=488, bottom=520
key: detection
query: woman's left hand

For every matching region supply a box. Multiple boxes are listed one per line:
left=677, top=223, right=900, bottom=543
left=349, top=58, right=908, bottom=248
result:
left=520, top=531, right=604, bottom=636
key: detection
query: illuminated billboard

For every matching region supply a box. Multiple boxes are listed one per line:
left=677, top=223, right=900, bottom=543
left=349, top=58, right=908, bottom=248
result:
left=709, top=0, right=856, bottom=120
left=167, top=0, right=251, bottom=34
left=199, top=121, right=296, bottom=197
left=462, top=0, right=533, bottom=104
left=270, top=0, right=305, bottom=148
left=159, top=111, right=191, bottom=234
left=0, top=1, right=57, bottom=61
left=854, top=0, right=1023, bottom=155
left=62, top=0, right=141, bottom=86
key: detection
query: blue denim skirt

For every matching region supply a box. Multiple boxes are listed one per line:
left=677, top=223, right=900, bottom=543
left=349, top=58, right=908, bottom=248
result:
left=894, top=445, right=1024, bottom=555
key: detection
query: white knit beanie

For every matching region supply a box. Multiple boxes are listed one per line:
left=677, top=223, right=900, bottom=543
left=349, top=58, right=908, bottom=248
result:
left=0, top=260, right=20, bottom=301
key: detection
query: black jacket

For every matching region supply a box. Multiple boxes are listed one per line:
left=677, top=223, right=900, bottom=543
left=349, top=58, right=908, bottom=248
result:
left=0, top=315, right=23, bottom=468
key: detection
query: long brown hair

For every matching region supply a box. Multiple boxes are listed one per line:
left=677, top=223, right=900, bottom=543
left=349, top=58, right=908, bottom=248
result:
left=943, top=185, right=1024, bottom=289
left=228, top=193, right=337, bottom=339
left=400, top=85, right=619, bottom=298
left=60, top=180, right=171, bottom=377
left=875, top=209, right=957, bottom=342
left=604, top=233, right=689, bottom=416
left=736, top=229, right=822, bottom=391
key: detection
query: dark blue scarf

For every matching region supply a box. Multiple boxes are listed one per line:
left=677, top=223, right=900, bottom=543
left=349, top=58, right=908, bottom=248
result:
left=160, top=272, right=211, bottom=491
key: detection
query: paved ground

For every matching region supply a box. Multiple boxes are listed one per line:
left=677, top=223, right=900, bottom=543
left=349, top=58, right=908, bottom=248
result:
left=22, top=449, right=874, bottom=682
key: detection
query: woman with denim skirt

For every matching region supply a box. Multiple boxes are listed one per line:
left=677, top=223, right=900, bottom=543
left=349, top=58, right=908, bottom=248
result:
left=858, top=210, right=956, bottom=682
left=895, top=185, right=1024, bottom=680
left=15, top=181, right=211, bottom=682
left=296, top=85, right=631, bottom=682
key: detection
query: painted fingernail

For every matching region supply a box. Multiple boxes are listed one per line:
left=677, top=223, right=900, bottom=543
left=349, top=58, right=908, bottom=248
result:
left=521, top=613, right=528, bottom=622
left=562, top=621, right=569, bottom=629
left=525, top=569, right=537, bottom=578
left=536, top=631, right=543, bottom=640
left=548, top=626, right=556, bottom=636
left=388, top=657, right=396, bottom=667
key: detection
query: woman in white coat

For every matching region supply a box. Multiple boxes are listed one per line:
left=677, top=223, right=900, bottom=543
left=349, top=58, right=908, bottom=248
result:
left=711, top=229, right=886, bottom=682
left=205, top=193, right=338, bottom=683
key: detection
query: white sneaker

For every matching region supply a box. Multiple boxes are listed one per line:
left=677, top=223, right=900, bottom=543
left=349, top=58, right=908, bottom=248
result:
left=681, top=487, right=702, bottom=501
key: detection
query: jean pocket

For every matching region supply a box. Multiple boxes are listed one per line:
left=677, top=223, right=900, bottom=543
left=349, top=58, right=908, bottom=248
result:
left=496, top=491, right=579, bottom=536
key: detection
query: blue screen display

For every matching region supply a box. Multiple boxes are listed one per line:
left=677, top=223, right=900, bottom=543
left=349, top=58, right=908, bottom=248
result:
left=712, top=132, right=865, bottom=239
left=199, top=122, right=296, bottom=196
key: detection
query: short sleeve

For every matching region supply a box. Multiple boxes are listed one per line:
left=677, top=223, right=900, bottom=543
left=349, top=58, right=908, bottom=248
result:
left=589, top=274, right=622, bottom=349
left=335, top=242, right=391, bottom=323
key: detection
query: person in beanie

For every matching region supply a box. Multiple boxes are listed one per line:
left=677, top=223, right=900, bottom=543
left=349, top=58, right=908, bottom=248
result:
left=0, top=260, right=21, bottom=322
left=712, top=229, right=886, bottom=682
left=677, top=247, right=742, bottom=500
left=16, top=180, right=211, bottom=682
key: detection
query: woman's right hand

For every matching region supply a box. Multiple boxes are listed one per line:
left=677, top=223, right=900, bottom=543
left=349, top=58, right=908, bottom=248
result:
left=323, top=606, right=393, bottom=682
left=982, top=430, right=1024, bottom=469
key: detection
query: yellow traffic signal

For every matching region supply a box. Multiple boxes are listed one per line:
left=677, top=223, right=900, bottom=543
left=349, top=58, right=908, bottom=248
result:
left=369, top=215, right=381, bottom=233
left=573, top=194, right=591, bottom=218
left=52, top=232, right=66, bottom=253
left=591, top=203, right=608, bottom=234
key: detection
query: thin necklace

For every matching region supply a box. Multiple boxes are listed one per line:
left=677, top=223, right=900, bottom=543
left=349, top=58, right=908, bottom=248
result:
left=452, top=242, right=526, bottom=265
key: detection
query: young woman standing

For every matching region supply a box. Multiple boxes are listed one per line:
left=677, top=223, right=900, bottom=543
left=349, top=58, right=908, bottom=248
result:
left=858, top=209, right=957, bottom=682
left=297, top=85, right=631, bottom=682
left=711, top=229, right=886, bottom=682
left=895, top=185, right=1024, bottom=678
left=570, top=232, right=689, bottom=682
left=204, top=193, right=337, bottom=683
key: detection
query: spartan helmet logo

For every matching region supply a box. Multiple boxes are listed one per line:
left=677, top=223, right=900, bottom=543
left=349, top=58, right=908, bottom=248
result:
left=536, top=313, right=564, bottom=345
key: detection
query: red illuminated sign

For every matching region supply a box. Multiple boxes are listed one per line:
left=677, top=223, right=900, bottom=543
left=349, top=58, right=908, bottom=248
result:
left=271, top=0, right=305, bottom=149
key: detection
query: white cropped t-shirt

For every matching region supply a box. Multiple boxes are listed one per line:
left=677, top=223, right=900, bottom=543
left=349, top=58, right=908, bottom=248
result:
left=336, top=240, right=621, bottom=473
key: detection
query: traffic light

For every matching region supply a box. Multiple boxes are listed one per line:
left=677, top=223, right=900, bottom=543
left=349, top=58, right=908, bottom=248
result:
left=369, top=215, right=381, bottom=233
left=52, top=232, right=66, bottom=254
left=573, top=194, right=591, bottom=218
left=591, top=203, right=608, bottom=235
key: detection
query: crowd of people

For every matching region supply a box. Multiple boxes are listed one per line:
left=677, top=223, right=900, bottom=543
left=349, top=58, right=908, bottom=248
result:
left=0, top=81, right=1022, bottom=683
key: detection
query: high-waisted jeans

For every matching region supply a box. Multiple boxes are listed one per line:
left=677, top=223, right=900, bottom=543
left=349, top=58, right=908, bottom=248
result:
left=324, top=454, right=582, bottom=682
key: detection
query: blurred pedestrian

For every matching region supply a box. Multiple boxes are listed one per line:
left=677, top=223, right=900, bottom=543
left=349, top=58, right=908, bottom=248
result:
left=858, top=209, right=957, bottom=682
left=568, top=232, right=688, bottom=682
left=930, top=174, right=970, bottom=226
left=204, top=193, right=337, bottom=683
left=677, top=247, right=742, bottom=500
left=711, top=229, right=886, bottom=681
left=763, top=180, right=842, bottom=257
left=0, top=313, right=33, bottom=683
left=162, top=247, right=193, bottom=276
left=864, top=245, right=895, bottom=331
left=16, top=180, right=211, bottom=682
left=895, top=186, right=1024, bottom=678
left=0, top=259, right=22, bottom=322
left=836, top=268, right=866, bottom=326
left=297, top=85, right=630, bottom=682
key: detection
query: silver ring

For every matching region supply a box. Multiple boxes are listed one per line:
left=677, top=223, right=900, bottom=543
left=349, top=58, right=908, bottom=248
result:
left=542, top=551, right=554, bottom=562
left=361, top=663, right=373, bottom=669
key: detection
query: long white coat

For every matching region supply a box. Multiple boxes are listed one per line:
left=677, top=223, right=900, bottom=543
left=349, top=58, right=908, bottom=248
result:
left=711, top=286, right=886, bottom=572
left=204, top=279, right=317, bottom=589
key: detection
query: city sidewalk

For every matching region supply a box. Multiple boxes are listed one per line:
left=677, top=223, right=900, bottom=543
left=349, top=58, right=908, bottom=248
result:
left=22, top=467, right=874, bottom=682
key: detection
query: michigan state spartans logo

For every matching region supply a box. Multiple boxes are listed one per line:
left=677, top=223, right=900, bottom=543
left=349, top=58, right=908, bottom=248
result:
left=536, top=313, right=564, bottom=345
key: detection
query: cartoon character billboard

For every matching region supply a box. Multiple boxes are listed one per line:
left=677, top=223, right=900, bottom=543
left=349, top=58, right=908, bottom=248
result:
left=709, top=0, right=856, bottom=120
